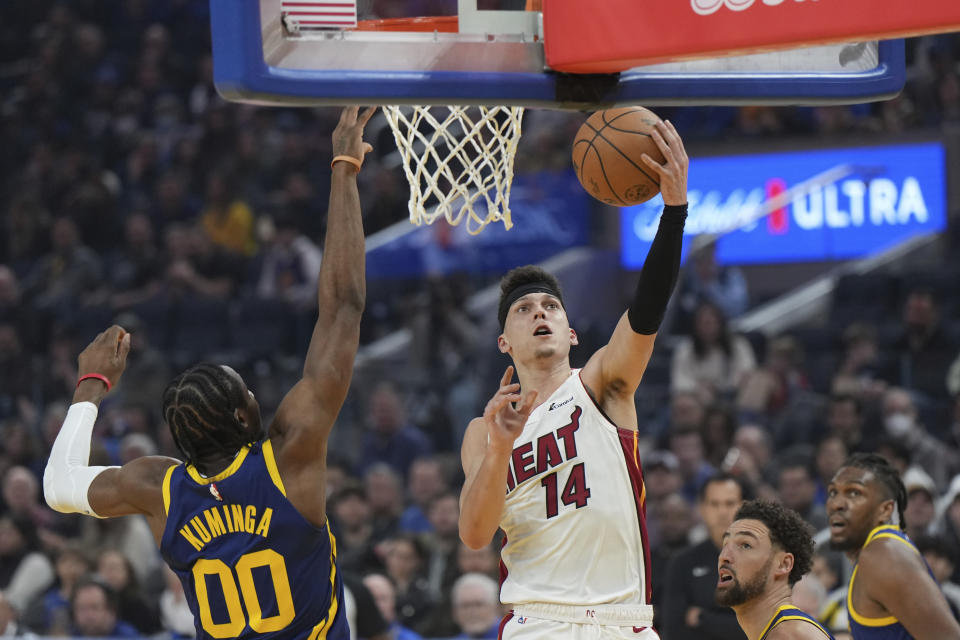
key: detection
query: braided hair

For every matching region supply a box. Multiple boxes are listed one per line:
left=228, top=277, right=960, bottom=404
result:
left=162, top=364, right=259, bottom=468
left=843, top=452, right=908, bottom=531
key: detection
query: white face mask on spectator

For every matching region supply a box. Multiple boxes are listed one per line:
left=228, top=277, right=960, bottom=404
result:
left=885, top=413, right=914, bottom=438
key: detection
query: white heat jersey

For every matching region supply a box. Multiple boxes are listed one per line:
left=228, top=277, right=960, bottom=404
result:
left=498, top=370, right=650, bottom=607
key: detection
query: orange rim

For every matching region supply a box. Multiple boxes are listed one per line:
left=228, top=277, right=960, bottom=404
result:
left=354, top=16, right=458, bottom=32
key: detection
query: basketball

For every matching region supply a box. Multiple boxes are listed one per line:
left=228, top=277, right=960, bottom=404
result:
left=572, top=106, right=665, bottom=206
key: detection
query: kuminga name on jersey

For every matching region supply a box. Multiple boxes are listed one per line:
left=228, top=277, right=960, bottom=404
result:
left=160, top=441, right=349, bottom=640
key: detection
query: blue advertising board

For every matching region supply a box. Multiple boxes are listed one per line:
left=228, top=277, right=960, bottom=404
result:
left=621, top=142, right=946, bottom=268
left=367, top=170, right=590, bottom=278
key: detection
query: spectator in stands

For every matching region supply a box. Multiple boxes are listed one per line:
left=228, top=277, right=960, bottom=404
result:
left=668, top=426, right=715, bottom=503
left=2, top=195, right=50, bottom=267
left=363, top=573, right=424, bottom=640
left=328, top=482, right=380, bottom=575
left=164, top=222, right=243, bottom=301
left=399, top=456, right=450, bottom=534
left=737, top=335, right=809, bottom=419
left=152, top=169, right=200, bottom=227
left=671, top=301, right=756, bottom=398
left=255, top=210, right=323, bottom=308
left=422, top=492, right=462, bottom=601
left=104, top=212, right=164, bottom=310
left=69, top=579, right=138, bottom=638
left=662, top=473, right=748, bottom=640
left=916, top=535, right=960, bottom=619
left=382, top=535, right=433, bottom=632
left=702, top=403, right=739, bottom=468
left=814, top=551, right=850, bottom=635
left=881, top=284, right=957, bottom=401
left=676, top=239, right=749, bottom=328
left=650, top=492, right=695, bottom=628
left=2, top=466, right=52, bottom=532
left=813, top=434, right=849, bottom=505
left=357, top=382, right=433, bottom=477
left=450, top=573, right=502, bottom=640
left=455, top=540, right=500, bottom=584
left=0, top=516, right=53, bottom=614
left=364, top=463, right=404, bottom=542
left=95, top=550, right=161, bottom=634
left=792, top=574, right=828, bottom=621
left=936, top=475, right=960, bottom=584
left=823, top=393, right=872, bottom=453
left=109, top=312, right=171, bottom=411
left=726, top=424, right=775, bottom=501
left=199, top=170, right=257, bottom=256
left=0, top=267, right=45, bottom=353
left=832, top=323, right=886, bottom=400
left=904, top=467, right=938, bottom=542
left=0, top=324, right=36, bottom=424
left=881, top=386, right=960, bottom=487
left=23, top=543, right=90, bottom=635
left=776, top=453, right=828, bottom=530
left=158, top=566, right=194, bottom=639
left=77, top=517, right=161, bottom=589
left=22, top=217, right=103, bottom=315
left=643, top=451, right=684, bottom=510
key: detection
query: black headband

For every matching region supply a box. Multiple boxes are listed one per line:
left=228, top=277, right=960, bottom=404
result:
left=498, top=281, right=564, bottom=330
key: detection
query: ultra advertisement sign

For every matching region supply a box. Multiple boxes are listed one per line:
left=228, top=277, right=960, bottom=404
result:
left=620, top=142, right=947, bottom=268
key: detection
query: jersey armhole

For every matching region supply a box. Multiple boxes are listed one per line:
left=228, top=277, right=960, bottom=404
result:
left=263, top=440, right=288, bottom=497
left=161, top=464, right=178, bottom=516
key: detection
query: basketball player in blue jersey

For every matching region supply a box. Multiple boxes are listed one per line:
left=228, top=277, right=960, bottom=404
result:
left=459, top=119, right=687, bottom=639
left=827, top=453, right=960, bottom=640
left=716, top=500, right=834, bottom=640
left=42, top=105, right=377, bottom=640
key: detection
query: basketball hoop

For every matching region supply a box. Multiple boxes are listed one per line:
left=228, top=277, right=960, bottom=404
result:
left=357, top=17, right=524, bottom=234
left=384, top=104, right=523, bottom=235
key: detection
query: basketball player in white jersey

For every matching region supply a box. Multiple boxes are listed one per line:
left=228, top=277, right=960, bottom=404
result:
left=459, top=119, right=688, bottom=640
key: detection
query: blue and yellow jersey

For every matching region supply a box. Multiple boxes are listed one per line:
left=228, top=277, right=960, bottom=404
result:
left=160, top=440, right=348, bottom=640
left=760, top=604, right=834, bottom=640
left=847, top=525, right=922, bottom=640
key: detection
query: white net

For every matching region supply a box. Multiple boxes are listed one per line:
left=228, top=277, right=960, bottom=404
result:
left=384, top=105, right=524, bottom=235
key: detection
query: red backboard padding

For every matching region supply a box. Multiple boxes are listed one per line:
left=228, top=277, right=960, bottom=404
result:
left=544, top=0, right=960, bottom=74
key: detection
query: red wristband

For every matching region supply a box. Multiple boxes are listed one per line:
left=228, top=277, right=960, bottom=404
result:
left=77, top=373, right=112, bottom=392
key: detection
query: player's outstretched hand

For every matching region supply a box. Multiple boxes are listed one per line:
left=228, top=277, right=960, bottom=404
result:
left=332, top=106, right=377, bottom=166
left=640, top=120, right=688, bottom=206
left=77, top=325, right=131, bottom=391
left=483, top=366, right=537, bottom=451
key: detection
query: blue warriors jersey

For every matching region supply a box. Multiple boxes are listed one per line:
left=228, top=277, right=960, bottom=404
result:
left=160, top=441, right=348, bottom=640
left=847, top=525, right=923, bottom=640
left=759, top=605, right=834, bottom=640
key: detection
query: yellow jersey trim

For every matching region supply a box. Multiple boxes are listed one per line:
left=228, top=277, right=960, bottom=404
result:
left=263, top=440, right=287, bottom=497
left=760, top=605, right=831, bottom=640
left=161, top=464, right=178, bottom=516
left=307, top=523, right=340, bottom=640
left=848, top=525, right=917, bottom=626
left=186, top=446, right=251, bottom=485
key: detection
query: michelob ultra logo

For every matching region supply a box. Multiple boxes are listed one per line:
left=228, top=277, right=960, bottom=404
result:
left=691, top=0, right=817, bottom=15
left=620, top=143, right=946, bottom=266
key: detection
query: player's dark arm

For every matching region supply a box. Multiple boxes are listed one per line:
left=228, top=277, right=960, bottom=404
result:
left=860, top=537, right=960, bottom=640
left=43, top=326, right=178, bottom=543
left=268, top=107, right=376, bottom=523
left=581, top=120, right=687, bottom=414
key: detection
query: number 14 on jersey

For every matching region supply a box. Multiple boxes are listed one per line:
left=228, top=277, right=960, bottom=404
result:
left=541, top=463, right=591, bottom=519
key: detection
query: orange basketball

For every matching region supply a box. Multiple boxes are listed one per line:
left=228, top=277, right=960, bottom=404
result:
left=572, top=107, right=665, bottom=206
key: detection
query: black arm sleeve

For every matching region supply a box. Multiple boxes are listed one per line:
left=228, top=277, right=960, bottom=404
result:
left=626, top=204, right=687, bottom=335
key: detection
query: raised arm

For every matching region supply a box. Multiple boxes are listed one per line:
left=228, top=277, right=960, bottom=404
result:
left=861, top=537, right=960, bottom=640
left=268, top=107, right=376, bottom=521
left=459, top=366, right=537, bottom=549
left=581, top=120, right=688, bottom=422
left=43, top=325, right=178, bottom=543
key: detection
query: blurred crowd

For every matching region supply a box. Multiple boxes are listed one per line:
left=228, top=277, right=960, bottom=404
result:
left=3, top=1, right=960, bottom=638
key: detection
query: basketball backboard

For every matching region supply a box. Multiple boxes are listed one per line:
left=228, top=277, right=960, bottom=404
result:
left=211, top=0, right=906, bottom=108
